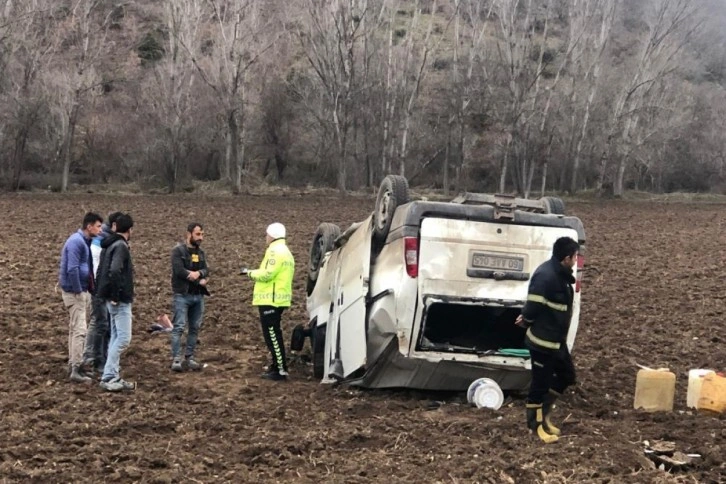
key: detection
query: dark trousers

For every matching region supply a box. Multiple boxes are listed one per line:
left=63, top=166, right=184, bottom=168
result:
left=527, top=345, right=576, bottom=404
left=84, top=294, right=109, bottom=369
left=259, top=306, right=287, bottom=373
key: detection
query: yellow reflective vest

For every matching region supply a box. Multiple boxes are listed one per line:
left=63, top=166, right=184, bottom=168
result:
left=248, top=239, right=295, bottom=307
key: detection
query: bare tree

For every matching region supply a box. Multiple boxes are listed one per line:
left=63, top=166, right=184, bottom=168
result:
left=145, top=0, right=203, bottom=193
left=567, top=0, right=617, bottom=194
left=379, top=0, right=442, bottom=178
left=296, top=0, right=388, bottom=193
left=187, top=0, right=274, bottom=194
left=598, top=0, right=700, bottom=196
left=45, top=0, right=110, bottom=192
left=490, top=0, right=541, bottom=194
left=445, top=0, right=494, bottom=195
left=0, top=1, right=54, bottom=189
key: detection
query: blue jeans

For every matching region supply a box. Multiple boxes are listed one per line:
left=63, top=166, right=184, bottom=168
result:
left=171, top=293, right=205, bottom=359
left=102, top=302, right=132, bottom=381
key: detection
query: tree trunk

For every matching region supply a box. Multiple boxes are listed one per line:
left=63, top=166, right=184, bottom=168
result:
left=614, top=156, right=626, bottom=197
left=226, top=109, right=238, bottom=187
left=499, top=137, right=510, bottom=193
left=235, top=126, right=245, bottom=194
left=540, top=160, right=548, bottom=198
left=61, top=100, right=81, bottom=193
left=11, top=127, right=29, bottom=191
left=443, top=118, right=452, bottom=196
left=168, top=149, right=178, bottom=193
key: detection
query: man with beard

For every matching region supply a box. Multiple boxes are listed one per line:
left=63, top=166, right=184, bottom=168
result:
left=170, top=223, right=210, bottom=372
left=96, top=213, right=136, bottom=392
left=59, top=212, right=103, bottom=383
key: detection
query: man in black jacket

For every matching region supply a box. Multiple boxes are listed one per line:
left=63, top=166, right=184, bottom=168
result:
left=170, top=222, right=210, bottom=372
left=516, top=236, right=579, bottom=443
left=96, top=213, right=136, bottom=392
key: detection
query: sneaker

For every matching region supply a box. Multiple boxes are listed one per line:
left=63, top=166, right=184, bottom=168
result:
left=171, top=358, right=183, bottom=372
left=100, top=377, right=135, bottom=392
left=117, top=378, right=136, bottom=391
left=186, top=358, right=202, bottom=371
left=261, top=370, right=287, bottom=381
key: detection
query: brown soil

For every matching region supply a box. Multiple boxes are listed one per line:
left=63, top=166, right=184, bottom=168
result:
left=1, top=193, right=724, bottom=483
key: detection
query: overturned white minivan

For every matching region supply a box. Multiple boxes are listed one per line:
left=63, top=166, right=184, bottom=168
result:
left=295, top=175, right=586, bottom=391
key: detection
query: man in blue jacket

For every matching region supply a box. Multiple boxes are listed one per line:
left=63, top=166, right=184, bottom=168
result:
left=59, top=212, right=103, bottom=383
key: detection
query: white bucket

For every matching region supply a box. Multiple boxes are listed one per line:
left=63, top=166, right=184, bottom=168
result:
left=467, top=378, right=504, bottom=410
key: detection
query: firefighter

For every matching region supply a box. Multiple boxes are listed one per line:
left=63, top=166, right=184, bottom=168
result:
left=240, top=223, right=295, bottom=381
left=515, top=236, right=580, bottom=443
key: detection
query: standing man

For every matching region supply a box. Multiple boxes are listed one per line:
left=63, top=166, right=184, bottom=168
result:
left=59, top=212, right=103, bottom=383
left=170, top=222, right=210, bottom=372
left=96, top=213, right=136, bottom=392
left=516, top=236, right=580, bottom=444
left=83, top=211, right=122, bottom=375
left=241, top=223, right=295, bottom=381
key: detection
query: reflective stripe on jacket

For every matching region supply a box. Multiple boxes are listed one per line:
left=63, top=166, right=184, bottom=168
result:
left=249, top=239, right=295, bottom=307
left=521, top=257, right=575, bottom=352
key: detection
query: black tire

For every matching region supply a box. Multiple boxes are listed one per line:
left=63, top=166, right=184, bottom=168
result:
left=311, top=323, right=326, bottom=380
left=306, top=223, right=341, bottom=296
left=373, top=175, right=410, bottom=247
left=543, top=196, right=566, bottom=215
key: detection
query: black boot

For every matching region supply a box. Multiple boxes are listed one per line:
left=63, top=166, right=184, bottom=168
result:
left=69, top=364, right=92, bottom=384
left=542, top=390, right=562, bottom=436
left=526, top=403, right=558, bottom=443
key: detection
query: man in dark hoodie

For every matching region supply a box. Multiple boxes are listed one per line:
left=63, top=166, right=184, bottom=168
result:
left=95, top=213, right=136, bottom=392
left=83, top=211, right=122, bottom=374
left=515, top=236, right=579, bottom=444
left=59, top=212, right=103, bottom=383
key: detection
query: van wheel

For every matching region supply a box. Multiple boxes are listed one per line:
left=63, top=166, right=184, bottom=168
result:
left=311, top=324, right=326, bottom=380
left=306, top=223, right=341, bottom=296
left=543, top=196, right=566, bottom=215
left=373, top=175, right=410, bottom=246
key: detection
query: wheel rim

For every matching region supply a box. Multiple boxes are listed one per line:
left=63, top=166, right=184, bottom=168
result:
left=311, top=235, right=324, bottom=269
left=377, top=191, right=391, bottom=230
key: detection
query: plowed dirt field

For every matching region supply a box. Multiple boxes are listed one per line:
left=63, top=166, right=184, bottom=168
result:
left=0, top=193, right=724, bottom=483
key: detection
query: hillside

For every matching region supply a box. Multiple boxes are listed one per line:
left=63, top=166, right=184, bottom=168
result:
left=1, top=0, right=725, bottom=195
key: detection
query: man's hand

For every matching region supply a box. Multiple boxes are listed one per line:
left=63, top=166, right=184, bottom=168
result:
left=187, top=270, right=201, bottom=281
left=514, top=314, right=527, bottom=328
left=199, top=278, right=208, bottom=287
left=239, top=267, right=249, bottom=275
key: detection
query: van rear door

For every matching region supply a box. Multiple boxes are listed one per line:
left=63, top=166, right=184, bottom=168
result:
left=417, top=217, right=578, bottom=299
left=327, top=215, right=373, bottom=378
left=413, top=217, right=580, bottom=353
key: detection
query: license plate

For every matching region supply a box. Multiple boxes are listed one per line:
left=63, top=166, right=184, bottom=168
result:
left=471, top=252, right=524, bottom=272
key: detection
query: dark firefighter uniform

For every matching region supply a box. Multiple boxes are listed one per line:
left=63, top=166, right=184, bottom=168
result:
left=520, top=255, right=577, bottom=443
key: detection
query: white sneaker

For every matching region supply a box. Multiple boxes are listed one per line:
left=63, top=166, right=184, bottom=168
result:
left=100, top=377, right=136, bottom=392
